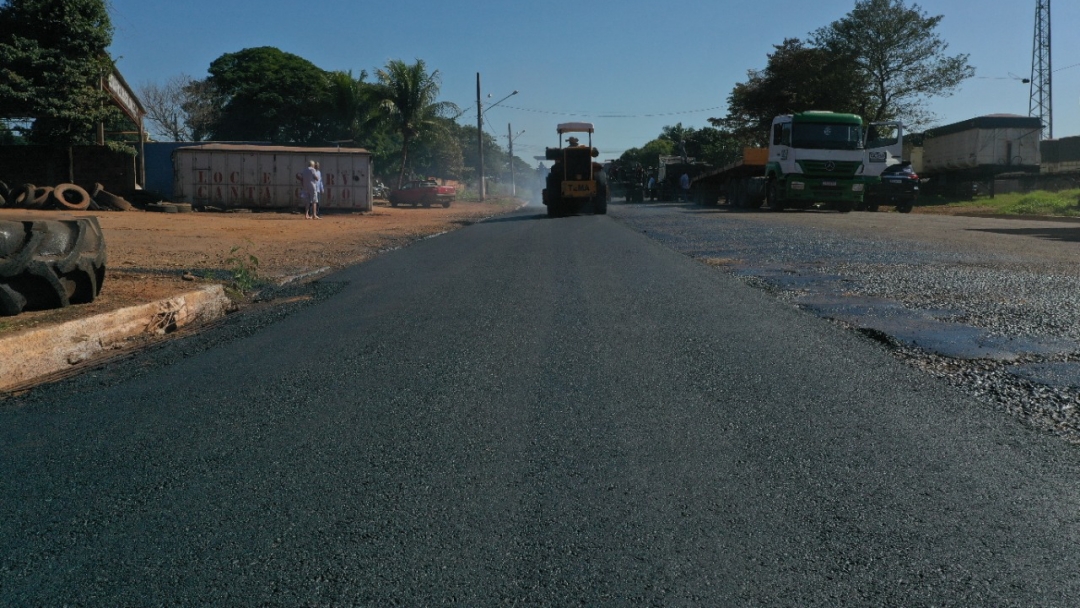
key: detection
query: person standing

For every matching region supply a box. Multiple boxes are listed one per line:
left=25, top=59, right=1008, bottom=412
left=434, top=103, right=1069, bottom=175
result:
left=301, top=160, right=320, bottom=219
left=679, top=172, right=691, bottom=202
left=314, top=161, right=324, bottom=218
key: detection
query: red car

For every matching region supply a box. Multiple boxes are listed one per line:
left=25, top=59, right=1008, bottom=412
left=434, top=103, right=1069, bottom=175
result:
left=389, top=179, right=456, bottom=208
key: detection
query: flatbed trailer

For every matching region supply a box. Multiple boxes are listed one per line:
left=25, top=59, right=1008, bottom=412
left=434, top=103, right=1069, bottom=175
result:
left=689, top=147, right=769, bottom=207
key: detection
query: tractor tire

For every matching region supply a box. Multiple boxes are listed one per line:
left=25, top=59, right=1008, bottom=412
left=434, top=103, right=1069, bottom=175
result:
left=594, top=172, right=609, bottom=215
left=0, top=217, right=106, bottom=315
left=52, top=183, right=92, bottom=211
left=9, top=183, right=35, bottom=208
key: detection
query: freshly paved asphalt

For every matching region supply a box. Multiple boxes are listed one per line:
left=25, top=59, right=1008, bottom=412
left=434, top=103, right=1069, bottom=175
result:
left=2, top=206, right=1079, bottom=605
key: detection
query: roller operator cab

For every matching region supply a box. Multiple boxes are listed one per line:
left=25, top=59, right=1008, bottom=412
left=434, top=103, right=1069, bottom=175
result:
left=765, top=112, right=899, bottom=212
left=542, top=122, right=609, bottom=218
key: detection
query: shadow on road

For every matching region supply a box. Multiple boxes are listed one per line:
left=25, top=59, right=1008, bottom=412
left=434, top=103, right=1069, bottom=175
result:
left=968, top=227, right=1080, bottom=243
left=482, top=211, right=548, bottom=223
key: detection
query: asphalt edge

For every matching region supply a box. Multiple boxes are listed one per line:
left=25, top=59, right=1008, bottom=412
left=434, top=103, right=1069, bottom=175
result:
left=0, top=284, right=232, bottom=392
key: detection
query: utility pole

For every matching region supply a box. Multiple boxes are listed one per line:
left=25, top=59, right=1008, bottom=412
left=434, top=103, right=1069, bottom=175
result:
left=1029, top=0, right=1052, bottom=139
left=508, top=123, right=516, bottom=198
left=476, top=73, right=485, bottom=201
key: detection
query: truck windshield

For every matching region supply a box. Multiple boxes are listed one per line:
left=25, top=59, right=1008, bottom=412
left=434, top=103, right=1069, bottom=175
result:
left=792, top=123, right=864, bottom=150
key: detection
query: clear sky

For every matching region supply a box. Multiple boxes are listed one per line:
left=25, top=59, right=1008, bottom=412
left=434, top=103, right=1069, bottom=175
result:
left=107, top=0, right=1079, bottom=164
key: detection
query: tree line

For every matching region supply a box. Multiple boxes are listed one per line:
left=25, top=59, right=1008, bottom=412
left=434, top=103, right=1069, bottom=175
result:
left=1, top=0, right=972, bottom=186
left=618, top=0, right=973, bottom=170
left=138, top=48, right=501, bottom=189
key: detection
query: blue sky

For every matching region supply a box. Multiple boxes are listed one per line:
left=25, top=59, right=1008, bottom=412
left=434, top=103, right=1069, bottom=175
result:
left=107, top=0, right=1079, bottom=163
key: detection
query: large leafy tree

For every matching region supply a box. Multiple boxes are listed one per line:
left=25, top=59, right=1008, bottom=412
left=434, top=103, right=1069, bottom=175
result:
left=179, top=77, right=219, bottom=142
left=0, top=0, right=117, bottom=144
left=720, top=38, right=866, bottom=145
left=204, top=46, right=331, bottom=143
left=619, top=138, right=674, bottom=170
left=373, top=59, right=459, bottom=187
left=811, top=0, right=973, bottom=127
left=623, top=125, right=740, bottom=169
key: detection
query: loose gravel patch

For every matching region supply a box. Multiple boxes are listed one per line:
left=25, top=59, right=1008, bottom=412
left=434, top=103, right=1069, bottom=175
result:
left=612, top=203, right=1080, bottom=444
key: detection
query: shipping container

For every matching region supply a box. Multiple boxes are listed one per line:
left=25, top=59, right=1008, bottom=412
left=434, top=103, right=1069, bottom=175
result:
left=173, top=144, right=372, bottom=210
left=920, top=115, right=1041, bottom=177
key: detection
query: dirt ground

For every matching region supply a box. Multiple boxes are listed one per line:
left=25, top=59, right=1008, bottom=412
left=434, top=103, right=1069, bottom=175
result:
left=0, top=199, right=521, bottom=336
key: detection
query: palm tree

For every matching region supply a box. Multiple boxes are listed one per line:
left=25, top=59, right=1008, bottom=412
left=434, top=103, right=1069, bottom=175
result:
left=325, top=70, right=375, bottom=144
left=374, top=59, right=459, bottom=188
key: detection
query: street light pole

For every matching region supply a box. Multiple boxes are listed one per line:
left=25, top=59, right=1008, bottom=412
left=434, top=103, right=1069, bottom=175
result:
left=476, top=73, right=485, bottom=201
left=508, top=123, right=515, bottom=198
left=475, top=82, right=518, bottom=202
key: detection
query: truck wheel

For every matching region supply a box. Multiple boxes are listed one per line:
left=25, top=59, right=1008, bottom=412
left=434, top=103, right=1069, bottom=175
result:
left=442, top=200, right=451, bottom=208
left=0, top=217, right=107, bottom=315
left=26, top=186, right=53, bottom=209
left=52, top=183, right=92, bottom=211
left=897, top=202, right=913, bottom=213
left=766, top=179, right=785, bottom=212
left=836, top=201, right=855, bottom=213
left=9, top=183, right=34, bottom=208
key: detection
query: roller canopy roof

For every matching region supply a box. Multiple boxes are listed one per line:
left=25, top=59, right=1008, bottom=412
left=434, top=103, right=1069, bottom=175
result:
left=557, top=122, right=595, bottom=134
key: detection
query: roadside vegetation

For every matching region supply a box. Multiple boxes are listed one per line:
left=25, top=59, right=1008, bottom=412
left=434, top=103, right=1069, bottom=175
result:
left=925, top=189, right=1080, bottom=218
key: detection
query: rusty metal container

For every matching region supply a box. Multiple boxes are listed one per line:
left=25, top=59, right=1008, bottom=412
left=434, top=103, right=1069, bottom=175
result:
left=173, top=144, right=372, bottom=210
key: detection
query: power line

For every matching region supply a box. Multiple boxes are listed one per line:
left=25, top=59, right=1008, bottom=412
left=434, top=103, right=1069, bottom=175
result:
left=496, top=105, right=725, bottom=119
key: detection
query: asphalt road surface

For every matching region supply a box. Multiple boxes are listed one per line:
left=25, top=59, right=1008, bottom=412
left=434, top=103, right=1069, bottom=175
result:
left=3, top=205, right=1080, bottom=605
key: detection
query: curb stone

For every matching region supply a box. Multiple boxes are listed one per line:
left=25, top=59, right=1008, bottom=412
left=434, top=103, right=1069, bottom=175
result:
left=0, top=284, right=232, bottom=392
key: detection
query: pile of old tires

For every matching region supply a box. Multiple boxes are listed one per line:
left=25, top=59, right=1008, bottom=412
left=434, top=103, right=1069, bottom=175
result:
left=0, top=216, right=107, bottom=316
left=0, top=180, right=133, bottom=212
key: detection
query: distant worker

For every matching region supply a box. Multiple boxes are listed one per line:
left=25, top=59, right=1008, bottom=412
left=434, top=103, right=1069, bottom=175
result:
left=314, top=161, right=325, bottom=216
left=679, top=172, right=690, bottom=202
left=567, top=136, right=582, bottom=147
left=647, top=174, right=656, bottom=200
left=301, top=160, right=321, bottom=219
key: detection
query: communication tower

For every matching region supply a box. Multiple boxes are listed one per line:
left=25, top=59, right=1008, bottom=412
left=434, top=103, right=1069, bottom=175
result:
left=1029, top=0, right=1051, bottom=139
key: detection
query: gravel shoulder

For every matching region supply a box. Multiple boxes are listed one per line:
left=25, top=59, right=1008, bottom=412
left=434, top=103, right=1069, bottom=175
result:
left=610, top=201, right=1080, bottom=444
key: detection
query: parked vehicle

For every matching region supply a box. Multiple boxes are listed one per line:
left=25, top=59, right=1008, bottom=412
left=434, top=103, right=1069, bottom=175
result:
left=389, top=179, right=456, bottom=208
left=689, top=112, right=901, bottom=212
left=373, top=180, right=390, bottom=200
left=864, top=162, right=918, bottom=212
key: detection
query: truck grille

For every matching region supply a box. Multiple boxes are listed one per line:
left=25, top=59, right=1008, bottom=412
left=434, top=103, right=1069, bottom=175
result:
left=798, top=160, right=861, bottom=177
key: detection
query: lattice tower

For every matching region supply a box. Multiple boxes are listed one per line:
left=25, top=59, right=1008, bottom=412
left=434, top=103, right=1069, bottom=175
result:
left=1029, top=0, right=1052, bottom=139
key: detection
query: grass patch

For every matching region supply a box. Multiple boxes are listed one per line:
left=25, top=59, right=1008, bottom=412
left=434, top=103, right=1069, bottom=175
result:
left=223, top=240, right=262, bottom=294
left=921, top=189, right=1080, bottom=217
left=998, top=189, right=1080, bottom=217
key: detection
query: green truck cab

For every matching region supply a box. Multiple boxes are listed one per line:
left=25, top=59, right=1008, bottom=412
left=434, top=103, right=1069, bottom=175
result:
left=765, top=111, right=898, bottom=212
